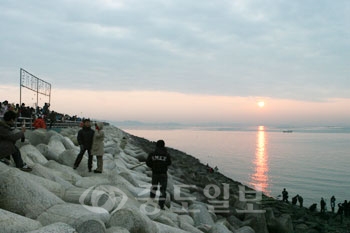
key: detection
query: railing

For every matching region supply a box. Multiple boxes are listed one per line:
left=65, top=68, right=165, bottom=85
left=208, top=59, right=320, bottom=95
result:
left=16, top=117, right=33, bottom=130
left=16, top=117, right=81, bottom=130
left=50, top=120, right=82, bottom=128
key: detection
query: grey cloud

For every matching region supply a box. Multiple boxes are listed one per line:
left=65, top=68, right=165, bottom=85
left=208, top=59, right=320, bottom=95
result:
left=1, top=0, right=349, bottom=101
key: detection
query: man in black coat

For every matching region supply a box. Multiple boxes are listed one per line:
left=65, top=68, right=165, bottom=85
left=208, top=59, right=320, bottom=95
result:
left=73, top=119, right=94, bottom=172
left=146, top=139, right=171, bottom=209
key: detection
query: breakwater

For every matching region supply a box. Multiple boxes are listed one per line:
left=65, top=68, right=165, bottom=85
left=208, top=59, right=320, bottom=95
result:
left=0, top=125, right=348, bottom=232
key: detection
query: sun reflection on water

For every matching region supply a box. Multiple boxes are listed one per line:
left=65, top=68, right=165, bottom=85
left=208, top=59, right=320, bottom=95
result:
left=250, top=125, right=270, bottom=195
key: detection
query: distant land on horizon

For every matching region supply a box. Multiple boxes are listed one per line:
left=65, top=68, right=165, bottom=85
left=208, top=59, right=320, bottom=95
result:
left=112, top=120, right=350, bottom=133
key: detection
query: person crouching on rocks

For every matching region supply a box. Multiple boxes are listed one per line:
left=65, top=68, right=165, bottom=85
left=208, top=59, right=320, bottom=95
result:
left=91, top=122, right=105, bottom=173
left=146, top=139, right=172, bottom=210
left=0, top=111, right=32, bottom=172
left=73, top=119, right=94, bottom=172
left=32, top=115, right=47, bottom=129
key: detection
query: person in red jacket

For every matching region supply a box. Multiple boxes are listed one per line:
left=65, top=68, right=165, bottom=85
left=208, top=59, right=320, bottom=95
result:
left=32, top=115, right=47, bottom=129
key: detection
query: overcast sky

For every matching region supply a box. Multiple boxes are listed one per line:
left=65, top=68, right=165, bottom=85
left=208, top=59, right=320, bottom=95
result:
left=1, top=0, right=350, bottom=126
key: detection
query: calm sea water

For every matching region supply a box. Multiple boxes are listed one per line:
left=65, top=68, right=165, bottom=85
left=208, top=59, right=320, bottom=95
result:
left=121, top=125, right=350, bottom=210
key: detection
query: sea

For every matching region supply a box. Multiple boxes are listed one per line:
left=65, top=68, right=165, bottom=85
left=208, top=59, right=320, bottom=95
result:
left=120, top=124, right=350, bottom=211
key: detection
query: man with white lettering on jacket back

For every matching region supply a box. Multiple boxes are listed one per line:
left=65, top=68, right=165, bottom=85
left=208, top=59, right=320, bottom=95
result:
left=146, top=139, right=171, bottom=209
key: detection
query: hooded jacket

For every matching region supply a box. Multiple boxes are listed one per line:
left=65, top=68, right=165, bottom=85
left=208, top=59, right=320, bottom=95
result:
left=146, top=147, right=171, bottom=174
left=0, top=120, right=24, bottom=157
left=91, top=122, right=105, bottom=155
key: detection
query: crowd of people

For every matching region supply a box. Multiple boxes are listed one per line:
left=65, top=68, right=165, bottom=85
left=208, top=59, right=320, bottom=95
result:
left=0, top=99, right=93, bottom=173
left=281, top=188, right=350, bottom=223
left=0, top=100, right=83, bottom=129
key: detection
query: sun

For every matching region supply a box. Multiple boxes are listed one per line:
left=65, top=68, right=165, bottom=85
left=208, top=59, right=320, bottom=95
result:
left=257, top=101, right=265, bottom=108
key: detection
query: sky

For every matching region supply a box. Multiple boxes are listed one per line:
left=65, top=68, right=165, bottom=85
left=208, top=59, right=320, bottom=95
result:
left=1, top=0, right=350, bottom=126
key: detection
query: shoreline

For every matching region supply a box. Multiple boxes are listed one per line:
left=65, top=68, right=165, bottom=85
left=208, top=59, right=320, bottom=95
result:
left=127, top=130, right=350, bottom=233
left=122, top=126, right=349, bottom=212
left=0, top=123, right=348, bottom=232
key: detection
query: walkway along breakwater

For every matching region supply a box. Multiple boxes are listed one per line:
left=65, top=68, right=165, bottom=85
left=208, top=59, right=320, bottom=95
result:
left=0, top=124, right=348, bottom=233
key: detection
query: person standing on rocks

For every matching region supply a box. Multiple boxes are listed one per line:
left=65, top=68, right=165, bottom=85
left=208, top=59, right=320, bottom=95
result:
left=282, top=188, right=289, bottom=203
left=330, top=195, right=336, bottom=213
left=120, top=136, right=128, bottom=150
left=91, top=122, right=105, bottom=173
left=48, top=110, right=57, bottom=129
left=73, top=119, right=94, bottom=172
left=146, top=139, right=172, bottom=210
left=0, top=110, right=32, bottom=172
left=343, top=200, right=349, bottom=217
left=320, top=197, right=326, bottom=213
left=298, top=195, right=304, bottom=207
left=292, top=195, right=298, bottom=205
left=214, top=166, right=219, bottom=173
left=335, top=203, right=344, bottom=223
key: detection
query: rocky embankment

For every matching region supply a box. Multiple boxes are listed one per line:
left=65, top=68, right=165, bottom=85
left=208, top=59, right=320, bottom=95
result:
left=0, top=125, right=348, bottom=233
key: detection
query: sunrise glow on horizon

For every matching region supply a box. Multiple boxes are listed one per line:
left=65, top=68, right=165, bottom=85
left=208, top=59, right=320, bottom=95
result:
left=2, top=84, right=350, bottom=127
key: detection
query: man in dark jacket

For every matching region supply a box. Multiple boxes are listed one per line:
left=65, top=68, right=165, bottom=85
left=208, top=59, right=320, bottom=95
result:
left=73, top=119, right=94, bottom=171
left=146, top=139, right=171, bottom=209
left=0, top=111, right=32, bottom=171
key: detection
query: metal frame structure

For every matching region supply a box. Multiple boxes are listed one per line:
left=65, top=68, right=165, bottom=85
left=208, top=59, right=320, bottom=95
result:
left=19, top=68, right=51, bottom=108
